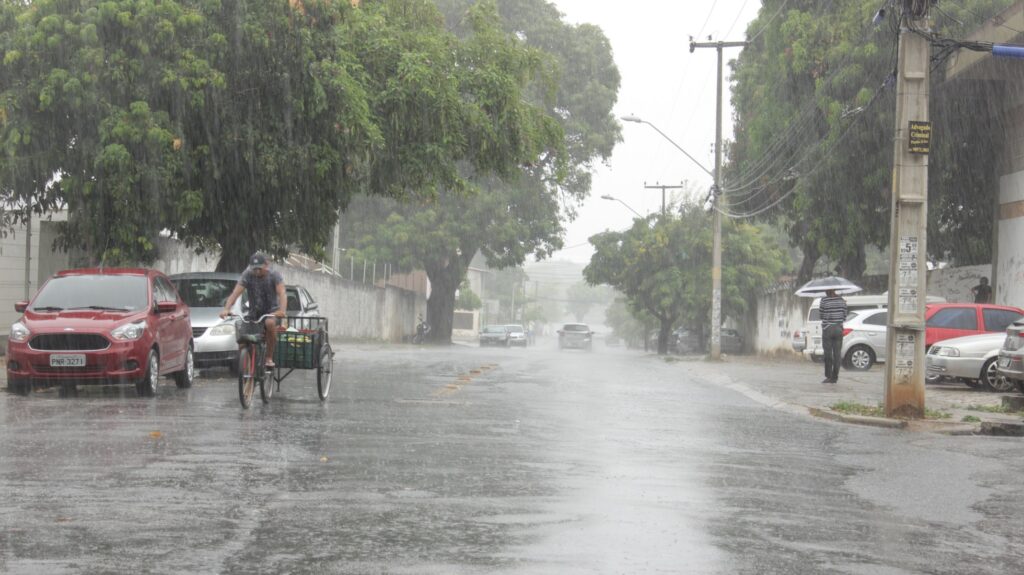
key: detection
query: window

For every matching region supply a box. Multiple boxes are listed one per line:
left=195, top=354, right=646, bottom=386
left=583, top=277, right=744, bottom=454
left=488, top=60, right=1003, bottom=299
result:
left=808, top=309, right=820, bottom=322
left=155, top=277, right=177, bottom=303
left=286, top=288, right=302, bottom=312
left=864, top=311, right=888, bottom=326
left=983, top=309, right=1023, bottom=332
left=172, top=279, right=236, bottom=308
left=32, top=275, right=149, bottom=312
left=927, top=308, right=978, bottom=330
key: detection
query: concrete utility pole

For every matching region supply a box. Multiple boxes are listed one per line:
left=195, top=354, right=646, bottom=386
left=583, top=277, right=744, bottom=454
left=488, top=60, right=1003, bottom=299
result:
left=690, top=38, right=746, bottom=360
left=644, top=182, right=685, bottom=217
left=885, top=0, right=931, bottom=418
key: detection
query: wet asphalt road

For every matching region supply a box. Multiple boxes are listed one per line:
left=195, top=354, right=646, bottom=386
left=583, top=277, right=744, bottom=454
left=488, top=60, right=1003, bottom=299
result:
left=3, top=341, right=1024, bottom=574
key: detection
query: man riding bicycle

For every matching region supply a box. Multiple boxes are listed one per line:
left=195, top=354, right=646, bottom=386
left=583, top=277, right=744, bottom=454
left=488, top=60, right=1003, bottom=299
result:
left=220, top=253, right=287, bottom=368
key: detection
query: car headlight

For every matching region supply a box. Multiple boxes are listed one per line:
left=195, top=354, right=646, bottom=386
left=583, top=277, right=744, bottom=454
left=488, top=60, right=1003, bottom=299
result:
left=208, top=323, right=236, bottom=337
left=9, top=322, right=29, bottom=343
left=937, top=347, right=960, bottom=357
left=111, top=321, right=147, bottom=341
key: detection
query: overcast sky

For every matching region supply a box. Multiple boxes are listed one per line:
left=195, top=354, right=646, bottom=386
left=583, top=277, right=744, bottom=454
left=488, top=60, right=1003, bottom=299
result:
left=548, top=1, right=763, bottom=264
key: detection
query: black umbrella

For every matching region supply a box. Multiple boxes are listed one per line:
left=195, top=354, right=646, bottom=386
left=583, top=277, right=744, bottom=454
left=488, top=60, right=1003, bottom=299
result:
left=795, top=276, right=862, bottom=297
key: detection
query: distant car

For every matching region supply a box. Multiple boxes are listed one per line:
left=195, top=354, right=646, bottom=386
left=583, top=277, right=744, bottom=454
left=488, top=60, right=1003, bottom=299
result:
left=170, top=273, right=322, bottom=372
left=791, top=329, right=806, bottom=353
left=671, top=329, right=700, bottom=354
left=505, top=324, right=528, bottom=347
left=927, top=332, right=1009, bottom=391
left=479, top=324, right=511, bottom=347
left=6, top=268, right=194, bottom=397
left=706, top=328, right=743, bottom=354
left=558, top=323, right=593, bottom=350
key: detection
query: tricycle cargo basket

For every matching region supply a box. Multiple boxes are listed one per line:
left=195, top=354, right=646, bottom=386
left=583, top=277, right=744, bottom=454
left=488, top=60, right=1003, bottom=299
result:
left=274, top=316, right=329, bottom=369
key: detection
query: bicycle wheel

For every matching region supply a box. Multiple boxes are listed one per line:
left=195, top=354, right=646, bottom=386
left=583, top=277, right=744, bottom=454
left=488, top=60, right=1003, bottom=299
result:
left=238, top=346, right=256, bottom=409
left=317, top=344, right=333, bottom=401
left=259, top=345, right=274, bottom=404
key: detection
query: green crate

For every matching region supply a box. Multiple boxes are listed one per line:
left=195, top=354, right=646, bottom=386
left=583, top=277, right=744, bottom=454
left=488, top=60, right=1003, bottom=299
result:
left=275, top=331, right=318, bottom=369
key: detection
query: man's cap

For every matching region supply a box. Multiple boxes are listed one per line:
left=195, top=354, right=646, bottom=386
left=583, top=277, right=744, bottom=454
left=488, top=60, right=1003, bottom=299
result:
left=248, top=252, right=268, bottom=269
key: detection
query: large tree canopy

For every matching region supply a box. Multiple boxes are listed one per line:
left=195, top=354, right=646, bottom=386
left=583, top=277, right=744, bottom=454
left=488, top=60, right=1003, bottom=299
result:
left=341, top=0, right=621, bottom=343
left=728, top=0, right=1014, bottom=281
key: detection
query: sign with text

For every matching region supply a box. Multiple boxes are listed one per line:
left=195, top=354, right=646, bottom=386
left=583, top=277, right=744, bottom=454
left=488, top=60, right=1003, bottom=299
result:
left=909, top=121, right=931, bottom=154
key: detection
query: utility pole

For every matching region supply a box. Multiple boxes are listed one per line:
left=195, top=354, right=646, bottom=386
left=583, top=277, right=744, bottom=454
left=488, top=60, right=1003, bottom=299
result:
left=644, top=182, right=685, bottom=217
left=885, top=0, right=931, bottom=418
left=690, top=38, right=746, bottom=360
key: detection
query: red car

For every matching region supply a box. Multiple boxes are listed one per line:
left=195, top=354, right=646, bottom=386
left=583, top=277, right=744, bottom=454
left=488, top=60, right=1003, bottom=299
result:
left=925, top=303, right=1023, bottom=347
left=6, top=268, right=193, bottom=397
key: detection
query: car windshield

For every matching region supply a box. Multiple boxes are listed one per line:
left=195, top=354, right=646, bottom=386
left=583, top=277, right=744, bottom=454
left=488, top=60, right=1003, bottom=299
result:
left=483, top=325, right=507, bottom=333
left=31, top=275, right=148, bottom=312
left=172, top=278, right=237, bottom=308
left=563, top=324, right=589, bottom=332
left=506, top=325, right=525, bottom=332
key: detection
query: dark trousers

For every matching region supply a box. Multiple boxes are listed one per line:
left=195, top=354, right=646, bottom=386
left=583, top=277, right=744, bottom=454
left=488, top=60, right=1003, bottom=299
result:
left=822, top=323, right=843, bottom=381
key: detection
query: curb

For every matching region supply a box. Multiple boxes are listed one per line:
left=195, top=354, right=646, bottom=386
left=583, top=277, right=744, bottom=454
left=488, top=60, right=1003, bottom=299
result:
left=808, top=407, right=907, bottom=429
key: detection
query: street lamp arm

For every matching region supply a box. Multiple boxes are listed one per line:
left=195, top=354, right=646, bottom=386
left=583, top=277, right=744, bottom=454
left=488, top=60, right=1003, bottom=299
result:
left=600, top=194, right=644, bottom=218
left=621, top=116, right=715, bottom=178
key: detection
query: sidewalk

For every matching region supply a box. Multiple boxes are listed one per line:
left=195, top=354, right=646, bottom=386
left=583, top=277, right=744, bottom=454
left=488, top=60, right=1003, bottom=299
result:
left=683, top=353, right=1024, bottom=435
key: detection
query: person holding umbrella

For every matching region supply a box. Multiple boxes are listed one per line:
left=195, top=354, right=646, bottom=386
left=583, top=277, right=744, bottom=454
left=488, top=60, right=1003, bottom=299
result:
left=819, top=289, right=848, bottom=383
left=795, top=276, right=860, bottom=383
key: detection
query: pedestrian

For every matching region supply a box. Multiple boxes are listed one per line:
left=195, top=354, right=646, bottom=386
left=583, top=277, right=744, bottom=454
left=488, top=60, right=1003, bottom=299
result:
left=820, top=288, right=847, bottom=384
left=971, top=276, right=992, bottom=303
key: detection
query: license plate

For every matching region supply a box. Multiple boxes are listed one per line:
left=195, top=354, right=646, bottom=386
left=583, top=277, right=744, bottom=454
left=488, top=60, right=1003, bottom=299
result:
left=999, top=357, right=1011, bottom=368
left=50, top=354, right=86, bottom=367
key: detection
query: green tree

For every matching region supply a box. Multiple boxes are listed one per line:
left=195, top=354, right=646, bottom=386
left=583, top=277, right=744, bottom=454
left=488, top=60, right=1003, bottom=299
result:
left=565, top=280, right=613, bottom=322
left=456, top=280, right=482, bottom=311
left=585, top=206, right=787, bottom=354
left=342, top=0, right=620, bottom=343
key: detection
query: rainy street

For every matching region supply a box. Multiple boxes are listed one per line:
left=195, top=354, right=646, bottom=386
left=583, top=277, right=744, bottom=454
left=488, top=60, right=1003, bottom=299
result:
left=2, top=341, right=1024, bottom=574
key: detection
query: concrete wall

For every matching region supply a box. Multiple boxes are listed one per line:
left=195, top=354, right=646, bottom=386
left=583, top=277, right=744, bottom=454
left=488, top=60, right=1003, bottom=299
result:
left=754, top=283, right=809, bottom=355
left=928, top=264, right=993, bottom=304
left=152, top=238, right=425, bottom=342
left=999, top=169, right=1024, bottom=307
left=0, top=215, right=70, bottom=351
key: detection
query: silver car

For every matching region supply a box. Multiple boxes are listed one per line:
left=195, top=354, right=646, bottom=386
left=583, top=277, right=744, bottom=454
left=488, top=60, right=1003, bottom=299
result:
left=505, top=324, right=528, bottom=347
left=996, top=322, right=1024, bottom=394
left=170, top=273, right=321, bottom=372
left=840, top=309, right=888, bottom=371
left=927, top=332, right=1009, bottom=391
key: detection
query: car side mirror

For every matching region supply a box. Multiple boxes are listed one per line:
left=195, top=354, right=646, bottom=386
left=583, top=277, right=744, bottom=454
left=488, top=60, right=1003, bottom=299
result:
left=306, top=302, right=319, bottom=311
left=157, top=301, right=178, bottom=314
left=14, top=301, right=27, bottom=313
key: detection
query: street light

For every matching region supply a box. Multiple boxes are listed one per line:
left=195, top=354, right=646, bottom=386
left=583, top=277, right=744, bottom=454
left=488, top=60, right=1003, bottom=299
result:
left=621, top=115, right=714, bottom=178
left=621, top=113, right=723, bottom=360
left=600, top=194, right=644, bottom=218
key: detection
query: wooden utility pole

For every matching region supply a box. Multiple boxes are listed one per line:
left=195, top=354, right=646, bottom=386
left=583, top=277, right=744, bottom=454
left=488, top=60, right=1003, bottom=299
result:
left=690, top=39, right=746, bottom=360
left=885, top=0, right=931, bottom=418
left=643, top=182, right=685, bottom=217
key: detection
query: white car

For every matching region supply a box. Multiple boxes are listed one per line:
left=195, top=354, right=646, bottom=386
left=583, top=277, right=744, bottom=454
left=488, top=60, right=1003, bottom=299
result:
left=505, top=324, right=528, bottom=347
left=927, top=332, right=1011, bottom=392
left=841, top=309, right=888, bottom=371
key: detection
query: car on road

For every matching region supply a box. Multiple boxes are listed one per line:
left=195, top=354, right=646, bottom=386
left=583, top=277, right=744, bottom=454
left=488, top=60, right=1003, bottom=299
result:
left=505, top=324, right=528, bottom=347
left=840, top=309, right=887, bottom=371
left=710, top=328, right=744, bottom=355
left=479, top=324, right=511, bottom=347
left=558, top=323, right=593, bottom=350
left=6, top=268, right=194, bottom=397
left=170, top=273, right=322, bottom=372
left=926, top=332, right=1010, bottom=392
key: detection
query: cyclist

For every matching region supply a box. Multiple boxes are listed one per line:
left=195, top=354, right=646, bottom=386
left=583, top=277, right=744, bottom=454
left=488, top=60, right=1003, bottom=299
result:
left=220, top=253, right=287, bottom=368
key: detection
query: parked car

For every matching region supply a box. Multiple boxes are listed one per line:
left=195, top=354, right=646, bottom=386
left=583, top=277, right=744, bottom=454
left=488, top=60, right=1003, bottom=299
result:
left=996, top=321, right=1024, bottom=395
left=803, top=294, right=947, bottom=362
left=710, top=328, right=744, bottom=355
left=170, top=273, right=321, bottom=372
left=558, top=323, right=593, bottom=350
left=671, top=329, right=701, bottom=354
left=505, top=324, right=528, bottom=347
left=479, top=324, right=511, bottom=347
left=926, top=332, right=1010, bottom=391
left=6, top=268, right=193, bottom=397
left=841, top=309, right=886, bottom=371
left=837, top=303, right=1023, bottom=373
left=791, top=329, right=806, bottom=353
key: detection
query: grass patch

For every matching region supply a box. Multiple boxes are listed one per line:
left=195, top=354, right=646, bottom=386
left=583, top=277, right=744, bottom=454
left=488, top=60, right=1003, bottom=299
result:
left=962, top=415, right=982, bottom=423
left=964, top=403, right=1023, bottom=414
left=830, top=401, right=952, bottom=420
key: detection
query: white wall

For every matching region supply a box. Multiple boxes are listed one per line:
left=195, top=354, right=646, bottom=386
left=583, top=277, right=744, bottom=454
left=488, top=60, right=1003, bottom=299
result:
left=754, top=285, right=808, bottom=355
left=927, top=264, right=993, bottom=304
left=152, top=238, right=425, bottom=342
left=998, top=169, right=1024, bottom=307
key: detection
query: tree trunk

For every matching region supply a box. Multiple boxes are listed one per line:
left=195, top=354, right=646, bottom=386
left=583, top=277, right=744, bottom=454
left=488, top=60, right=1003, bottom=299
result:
left=838, top=244, right=866, bottom=283
left=216, top=240, right=254, bottom=273
left=424, top=256, right=465, bottom=344
left=798, top=240, right=820, bottom=284
left=657, top=317, right=673, bottom=355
